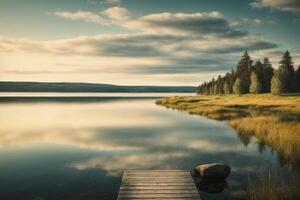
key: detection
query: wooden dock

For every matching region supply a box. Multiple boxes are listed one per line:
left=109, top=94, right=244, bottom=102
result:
left=117, top=170, right=201, bottom=199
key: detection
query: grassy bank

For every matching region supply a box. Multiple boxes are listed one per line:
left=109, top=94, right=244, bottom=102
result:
left=156, top=94, right=300, bottom=167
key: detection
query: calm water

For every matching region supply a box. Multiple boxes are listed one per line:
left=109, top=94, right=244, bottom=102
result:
left=0, top=93, right=296, bottom=200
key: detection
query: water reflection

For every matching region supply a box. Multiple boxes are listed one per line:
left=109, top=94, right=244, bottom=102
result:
left=195, top=178, right=228, bottom=193
left=0, top=97, right=297, bottom=200
left=236, top=131, right=253, bottom=147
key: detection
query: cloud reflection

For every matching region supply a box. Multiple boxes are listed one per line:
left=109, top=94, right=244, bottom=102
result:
left=69, top=152, right=187, bottom=176
left=0, top=99, right=274, bottom=177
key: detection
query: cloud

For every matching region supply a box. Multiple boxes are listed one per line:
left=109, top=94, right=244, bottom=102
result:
left=203, top=36, right=277, bottom=54
left=54, top=11, right=109, bottom=25
left=102, top=6, right=130, bottom=22
left=87, top=0, right=121, bottom=5
left=105, top=0, right=120, bottom=5
left=0, top=9, right=284, bottom=85
left=35, top=10, right=278, bottom=59
left=0, top=32, right=277, bottom=59
left=251, top=0, right=300, bottom=14
left=127, top=12, right=247, bottom=37
left=230, top=18, right=263, bottom=27
left=53, top=9, right=247, bottom=38
left=55, top=7, right=130, bottom=25
left=0, top=34, right=167, bottom=57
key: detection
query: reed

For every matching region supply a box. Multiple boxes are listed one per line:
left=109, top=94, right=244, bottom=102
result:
left=247, top=174, right=299, bottom=200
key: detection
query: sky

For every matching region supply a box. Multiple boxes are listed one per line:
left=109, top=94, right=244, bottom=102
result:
left=0, top=0, right=300, bottom=86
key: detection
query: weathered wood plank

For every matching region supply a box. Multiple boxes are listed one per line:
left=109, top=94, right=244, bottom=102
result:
left=117, top=170, right=201, bottom=200
left=123, top=174, right=191, bottom=177
left=125, top=170, right=188, bottom=172
left=118, top=194, right=201, bottom=198
left=119, top=190, right=199, bottom=194
left=120, top=186, right=197, bottom=190
left=122, top=180, right=194, bottom=183
left=124, top=171, right=190, bottom=174
left=118, top=198, right=200, bottom=200
left=122, top=182, right=194, bottom=187
left=123, top=180, right=193, bottom=181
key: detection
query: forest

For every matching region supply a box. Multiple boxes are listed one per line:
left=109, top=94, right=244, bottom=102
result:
left=197, top=51, right=300, bottom=95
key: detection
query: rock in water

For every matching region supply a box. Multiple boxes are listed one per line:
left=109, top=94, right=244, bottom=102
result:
left=195, top=163, right=231, bottom=179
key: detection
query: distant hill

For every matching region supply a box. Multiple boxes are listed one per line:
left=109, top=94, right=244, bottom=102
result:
left=0, top=82, right=196, bottom=93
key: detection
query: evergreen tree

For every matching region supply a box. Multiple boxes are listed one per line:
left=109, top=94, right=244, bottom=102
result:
left=278, top=51, right=294, bottom=92
left=219, top=79, right=225, bottom=94
left=250, top=72, right=262, bottom=94
left=209, top=86, right=214, bottom=95
left=196, top=50, right=297, bottom=96
left=271, top=71, right=283, bottom=95
left=236, top=51, right=252, bottom=93
left=223, top=81, right=230, bottom=94
left=213, top=84, right=218, bottom=95
left=253, top=60, right=264, bottom=81
left=295, top=66, right=300, bottom=92
left=229, top=69, right=235, bottom=93
left=233, top=78, right=242, bottom=95
left=211, top=78, right=216, bottom=95
left=224, top=72, right=232, bottom=94
left=262, top=57, right=274, bottom=93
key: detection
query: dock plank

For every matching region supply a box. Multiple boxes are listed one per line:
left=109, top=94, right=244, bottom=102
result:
left=117, top=170, right=200, bottom=200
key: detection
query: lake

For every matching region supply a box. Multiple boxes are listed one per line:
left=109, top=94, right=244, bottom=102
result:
left=0, top=93, right=297, bottom=200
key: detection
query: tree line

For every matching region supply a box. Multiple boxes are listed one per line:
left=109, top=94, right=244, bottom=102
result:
left=197, top=50, right=300, bottom=95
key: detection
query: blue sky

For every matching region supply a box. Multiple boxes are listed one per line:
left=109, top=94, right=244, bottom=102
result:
left=0, top=0, right=299, bottom=85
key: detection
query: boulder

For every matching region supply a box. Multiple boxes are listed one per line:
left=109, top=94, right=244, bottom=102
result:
left=195, top=163, right=231, bottom=179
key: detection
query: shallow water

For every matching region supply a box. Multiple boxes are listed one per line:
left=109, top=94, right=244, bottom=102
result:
left=0, top=94, right=297, bottom=200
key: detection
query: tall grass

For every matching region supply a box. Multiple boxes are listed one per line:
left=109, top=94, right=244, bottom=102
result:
left=230, top=116, right=300, bottom=167
left=247, top=173, right=300, bottom=200
left=156, top=94, right=300, bottom=166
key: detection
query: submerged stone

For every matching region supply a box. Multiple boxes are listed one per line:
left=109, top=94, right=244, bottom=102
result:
left=195, top=179, right=228, bottom=193
left=195, top=163, right=231, bottom=179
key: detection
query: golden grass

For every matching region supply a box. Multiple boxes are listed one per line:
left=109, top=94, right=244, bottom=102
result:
left=247, top=174, right=299, bottom=200
left=156, top=94, right=300, bottom=166
left=230, top=116, right=300, bottom=167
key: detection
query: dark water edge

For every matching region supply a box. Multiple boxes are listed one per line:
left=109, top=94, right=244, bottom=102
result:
left=0, top=81, right=196, bottom=93
left=0, top=96, right=161, bottom=103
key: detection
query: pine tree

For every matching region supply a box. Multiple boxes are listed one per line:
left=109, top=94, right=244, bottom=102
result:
left=209, top=86, right=214, bottom=95
left=262, top=57, right=274, bottom=93
left=224, top=72, right=232, bottom=94
left=213, top=84, right=218, bottom=95
left=233, top=78, right=242, bottom=95
left=250, top=72, right=262, bottom=94
left=229, top=69, right=235, bottom=93
left=236, top=51, right=252, bottom=93
left=271, top=71, right=283, bottom=95
left=278, top=51, right=294, bottom=92
left=196, top=50, right=297, bottom=96
left=204, top=83, right=209, bottom=95
left=223, top=81, right=230, bottom=94
left=254, top=60, right=264, bottom=80
left=219, top=79, right=225, bottom=94
left=295, top=66, right=300, bottom=92
left=216, top=75, right=222, bottom=95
